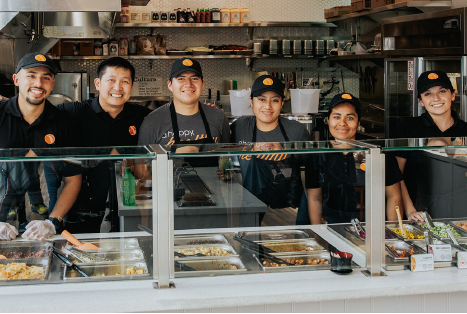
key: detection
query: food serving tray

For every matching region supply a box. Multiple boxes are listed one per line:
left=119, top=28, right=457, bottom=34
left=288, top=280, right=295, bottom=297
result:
left=254, top=252, right=331, bottom=272
left=212, top=50, right=233, bottom=55
left=258, top=239, right=325, bottom=255
left=414, top=222, right=467, bottom=240
left=385, top=240, right=425, bottom=262
left=174, top=234, right=228, bottom=246
left=236, top=49, right=254, bottom=55
left=63, top=261, right=150, bottom=282
left=167, top=50, right=189, bottom=55
left=386, top=223, right=425, bottom=240
left=69, top=249, right=145, bottom=265
left=448, top=220, right=467, bottom=234
left=174, top=257, right=247, bottom=277
left=240, top=229, right=310, bottom=242
left=77, top=238, right=140, bottom=251
left=174, top=245, right=237, bottom=258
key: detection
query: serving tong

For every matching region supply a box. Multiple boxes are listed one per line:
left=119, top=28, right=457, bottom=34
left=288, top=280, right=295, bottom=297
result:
left=351, top=218, right=365, bottom=239
left=52, top=247, right=89, bottom=277
left=174, top=260, right=196, bottom=271
left=233, top=233, right=293, bottom=266
left=70, top=247, right=110, bottom=262
left=422, top=211, right=435, bottom=231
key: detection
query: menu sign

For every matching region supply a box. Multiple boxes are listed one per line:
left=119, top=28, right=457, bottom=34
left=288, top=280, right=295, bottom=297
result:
left=407, top=61, right=414, bottom=91
left=131, top=77, right=163, bottom=96
left=457, top=252, right=467, bottom=268
left=411, top=254, right=434, bottom=272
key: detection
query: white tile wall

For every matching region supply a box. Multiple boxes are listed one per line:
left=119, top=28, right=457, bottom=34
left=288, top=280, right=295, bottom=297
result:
left=448, top=291, right=467, bottom=313
left=266, top=303, right=293, bottom=313
left=372, top=296, right=398, bottom=313
left=320, top=299, right=345, bottom=313
left=293, top=301, right=320, bottom=313
left=212, top=306, right=239, bottom=313
left=400, top=294, right=424, bottom=313
left=424, top=293, right=448, bottom=313
left=346, top=298, right=371, bottom=313
left=238, top=304, right=266, bottom=313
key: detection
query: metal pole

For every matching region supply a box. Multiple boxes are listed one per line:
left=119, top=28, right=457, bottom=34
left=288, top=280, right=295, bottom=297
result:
left=150, top=145, right=175, bottom=289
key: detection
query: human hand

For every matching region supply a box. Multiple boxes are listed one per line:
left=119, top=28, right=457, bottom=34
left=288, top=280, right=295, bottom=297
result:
left=254, top=142, right=283, bottom=151
left=174, top=146, right=200, bottom=153
left=0, top=222, right=18, bottom=240
left=407, top=211, right=424, bottom=222
left=22, top=220, right=56, bottom=240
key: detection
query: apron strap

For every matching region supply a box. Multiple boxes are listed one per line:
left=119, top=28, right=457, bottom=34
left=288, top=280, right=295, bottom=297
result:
left=198, top=103, right=213, bottom=141
left=169, top=102, right=214, bottom=144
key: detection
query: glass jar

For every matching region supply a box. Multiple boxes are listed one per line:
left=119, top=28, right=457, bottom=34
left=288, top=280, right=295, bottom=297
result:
left=211, top=8, right=221, bottom=23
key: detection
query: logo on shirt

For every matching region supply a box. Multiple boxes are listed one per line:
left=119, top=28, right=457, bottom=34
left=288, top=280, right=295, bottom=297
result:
left=129, top=126, right=137, bottom=136
left=263, top=78, right=274, bottom=86
left=35, top=54, right=47, bottom=62
left=341, top=94, right=352, bottom=100
left=44, top=134, right=55, bottom=144
left=182, top=59, right=193, bottom=66
left=428, top=73, right=439, bottom=80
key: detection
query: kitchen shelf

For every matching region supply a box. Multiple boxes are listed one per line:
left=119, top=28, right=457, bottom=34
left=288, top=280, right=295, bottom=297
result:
left=326, top=1, right=451, bottom=23
left=327, top=53, right=384, bottom=60
left=53, top=55, right=254, bottom=60
left=115, top=21, right=337, bottom=28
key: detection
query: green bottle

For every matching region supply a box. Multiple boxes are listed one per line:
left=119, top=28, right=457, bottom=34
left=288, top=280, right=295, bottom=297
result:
left=122, top=167, right=136, bottom=206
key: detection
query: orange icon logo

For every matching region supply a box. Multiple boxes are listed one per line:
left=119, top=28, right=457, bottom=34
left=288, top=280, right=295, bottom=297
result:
left=428, top=73, right=439, bottom=80
left=129, top=126, right=137, bottom=136
left=360, top=163, right=366, bottom=171
left=44, top=134, right=55, bottom=144
left=341, top=94, right=352, bottom=99
left=263, top=78, right=274, bottom=85
left=35, top=54, right=47, bottom=62
left=182, top=59, right=193, bottom=66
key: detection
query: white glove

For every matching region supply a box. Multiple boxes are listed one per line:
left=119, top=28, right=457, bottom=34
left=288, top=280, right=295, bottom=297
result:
left=22, top=220, right=56, bottom=240
left=0, top=222, right=18, bottom=240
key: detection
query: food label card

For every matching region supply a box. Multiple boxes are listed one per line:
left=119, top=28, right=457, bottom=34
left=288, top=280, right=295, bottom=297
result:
left=457, top=252, right=467, bottom=268
left=411, top=254, right=434, bottom=272
left=428, top=244, right=452, bottom=262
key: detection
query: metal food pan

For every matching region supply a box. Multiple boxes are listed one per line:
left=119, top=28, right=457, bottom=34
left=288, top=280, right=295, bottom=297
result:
left=174, top=234, right=228, bottom=246
left=240, top=230, right=310, bottom=242
left=78, top=238, right=140, bottom=251
left=69, top=249, right=145, bottom=265
left=258, top=239, right=325, bottom=255
left=385, top=240, right=425, bottom=262
left=63, top=262, right=150, bottom=282
left=174, top=245, right=237, bottom=258
left=448, top=220, right=467, bottom=235
left=0, top=257, right=51, bottom=282
left=386, top=224, right=425, bottom=239
left=448, top=238, right=467, bottom=252
left=174, top=257, right=247, bottom=277
left=0, top=241, right=52, bottom=259
left=415, top=222, right=467, bottom=239
left=255, top=252, right=331, bottom=271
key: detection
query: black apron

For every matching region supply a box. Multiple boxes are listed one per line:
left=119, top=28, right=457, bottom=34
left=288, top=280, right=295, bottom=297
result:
left=243, top=118, right=302, bottom=209
left=169, top=101, right=217, bottom=167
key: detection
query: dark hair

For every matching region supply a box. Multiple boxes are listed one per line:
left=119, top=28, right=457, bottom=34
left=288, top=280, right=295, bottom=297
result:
left=97, top=57, right=135, bottom=83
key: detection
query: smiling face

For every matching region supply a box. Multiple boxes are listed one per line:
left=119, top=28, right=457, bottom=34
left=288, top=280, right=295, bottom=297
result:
left=251, top=91, right=284, bottom=130
left=328, top=102, right=360, bottom=140
left=418, top=85, right=455, bottom=117
left=95, top=66, right=133, bottom=110
left=13, top=66, right=55, bottom=106
left=168, top=71, right=205, bottom=107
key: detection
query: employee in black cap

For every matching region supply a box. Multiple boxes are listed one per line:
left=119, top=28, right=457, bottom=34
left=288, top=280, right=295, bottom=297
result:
left=298, top=93, right=403, bottom=224
left=138, top=57, right=230, bottom=151
left=230, top=75, right=310, bottom=221
left=0, top=52, right=81, bottom=240
left=393, top=70, right=467, bottom=221
left=57, top=57, right=151, bottom=234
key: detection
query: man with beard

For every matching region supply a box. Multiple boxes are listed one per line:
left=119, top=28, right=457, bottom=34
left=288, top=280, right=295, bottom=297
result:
left=0, top=52, right=81, bottom=240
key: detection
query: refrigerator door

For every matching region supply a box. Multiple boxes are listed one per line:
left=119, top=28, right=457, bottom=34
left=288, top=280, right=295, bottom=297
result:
left=385, top=58, right=417, bottom=138
left=48, top=72, right=88, bottom=106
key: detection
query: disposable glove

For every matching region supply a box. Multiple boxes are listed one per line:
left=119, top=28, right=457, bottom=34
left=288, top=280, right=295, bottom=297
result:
left=0, top=222, right=18, bottom=240
left=22, top=220, right=56, bottom=240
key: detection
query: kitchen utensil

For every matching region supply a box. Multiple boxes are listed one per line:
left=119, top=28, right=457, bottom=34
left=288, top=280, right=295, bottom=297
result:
left=422, top=211, right=435, bottom=230
left=304, top=40, right=313, bottom=55
left=424, top=230, right=433, bottom=246
left=69, top=247, right=107, bottom=262
left=174, top=250, right=205, bottom=258
left=269, top=39, right=278, bottom=55
left=138, top=224, right=153, bottom=235
left=52, top=247, right=89, bottom=277
left=293, top=40, right=302, bottom=54
left=330, top=252, right=353, bottom=274
left=253, top=42, right=262, bottom=54
left=175, top=260, right=196, bottom=271
left=325, top=40, right=335, bottom=55
left=63, top=248, right=85, bottom=263
left=395, top=206, right=407, bottom=238
left=61, top=230, right=99, bottom=250
left=241, top=245, right=294, bottom=266
left=313, top=40, right=325, bottom=56
left=385, top=244, right=397, bottom=258
left=282, top=40, right=291, bottom=54
left=233, top=233, right=276, bottom=254
left=446, top=228, right=460, bottom=246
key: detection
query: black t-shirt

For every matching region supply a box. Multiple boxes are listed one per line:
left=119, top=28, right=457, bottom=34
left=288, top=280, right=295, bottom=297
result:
left=305, top=150, right=402, bottom=213
left=58, top=97, right=151, bottom=148
left=392, top=110, right=467, bottom=139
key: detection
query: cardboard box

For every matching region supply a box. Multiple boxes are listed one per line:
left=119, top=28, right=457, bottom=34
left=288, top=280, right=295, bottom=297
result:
left=355, top=1, right=364, bottom=11
left=371, top=0, right=387, bottom=8
left=324, top=8, right=332, bottom=19
left=329, top=5, right=351, bottom=17
left=48, top=40, right=62, bottom=56
left=386, top=0, right=395, bottom=4
left=60, top=40, right=76, bottom=56
left=363, top=0, right=372, bottom=9
left=79, top=40, right=94, bottom=56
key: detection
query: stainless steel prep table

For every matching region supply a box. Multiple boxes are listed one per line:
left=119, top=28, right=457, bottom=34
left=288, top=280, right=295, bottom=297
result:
left=116, top=165, right=269, bottom=231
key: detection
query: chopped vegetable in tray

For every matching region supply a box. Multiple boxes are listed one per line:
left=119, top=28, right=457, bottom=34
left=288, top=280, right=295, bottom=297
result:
left=456, top=222, right=467, bottom=232
left=420, top=223, right=461, bottom=238
left=388, top=246, right=414, bottom=258
left=392, top=228, right=424, bottom=239
left=0, top=263, right=44, bottom=280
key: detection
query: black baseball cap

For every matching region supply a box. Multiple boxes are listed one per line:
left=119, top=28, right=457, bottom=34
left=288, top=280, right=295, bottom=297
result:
left=328, top=93, right=361, bottom=120
left=417, top=70, right=454, bottom=95
left=250, top=75, right=285, bottom=98
left=169, top=57, right=203, bottom=80
left=16, top=52, right=57, bottom=75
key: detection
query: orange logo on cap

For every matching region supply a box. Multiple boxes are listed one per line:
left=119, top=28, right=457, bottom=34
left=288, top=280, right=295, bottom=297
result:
left=45, top=134, right=55, bottom=144
left=129, top=126, right=137, bottom=136
left=35, top=54, right=47, bottom=62
left=428, top=73, right=439, bottom=80
left=263, top=78, right=274, bottom=86
left=341, top=94, right=352, bottom=99
left=182, top=59, right=193, bottom=66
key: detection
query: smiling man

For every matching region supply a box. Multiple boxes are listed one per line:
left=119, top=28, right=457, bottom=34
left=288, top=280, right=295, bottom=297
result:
left=57, top=57, right=151, bottom=233
left=138, top=58, right=230, bottom=150
left=0, top=52, right=81, bottom=240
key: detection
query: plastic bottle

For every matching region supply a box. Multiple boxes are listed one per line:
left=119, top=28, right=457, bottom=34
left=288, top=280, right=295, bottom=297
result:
left=230, top=8, right=240, bottom=23
left=122, top=167, right=136, bottom=206
left=200, top=8, right=206, bottom=23
left=161, top=11, right=168, bottom=23
left=221, top=8, right=231, bottom=23
left=205, top=8, right=211, bottom=23
left=141, top=8, right=151, bottom=23
left=177, top=8, right=183, bottom=23
left=187, top=8, right=195, bottom=23
left=196, top=8, right=201, bottom=23
left=129, top=39, right=137, bottom=55
left=169, top=9, right=177, bottom=23
left=240, top=8, right=250, bottom=23
left=130, top=7, right=141, bottom=23
left=103, top=41, right=109, bottom=56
